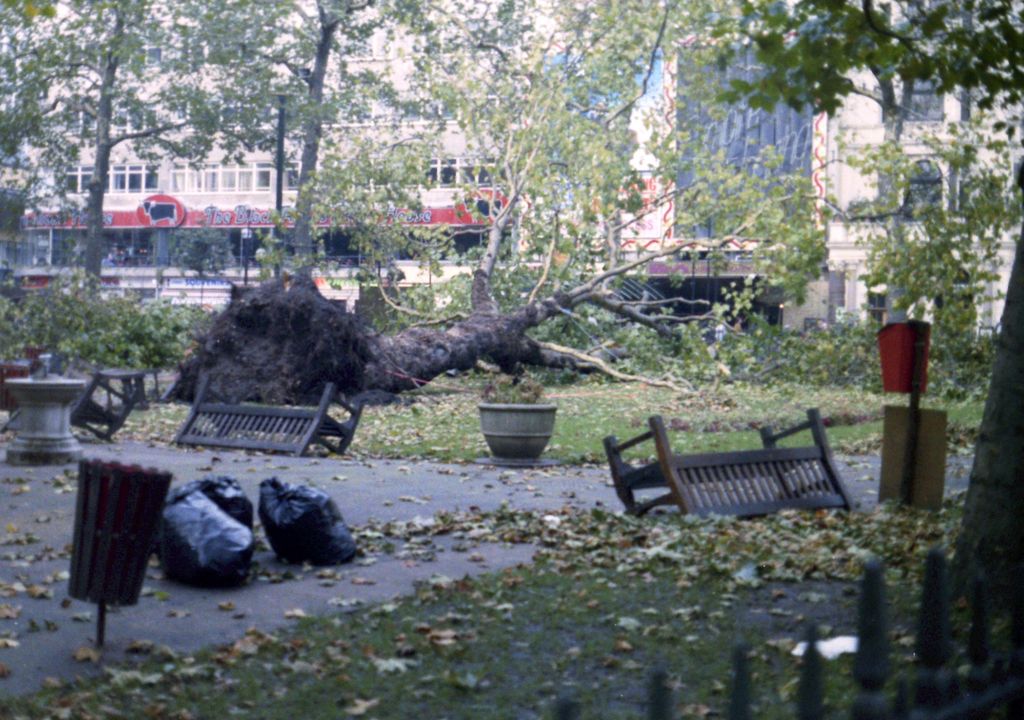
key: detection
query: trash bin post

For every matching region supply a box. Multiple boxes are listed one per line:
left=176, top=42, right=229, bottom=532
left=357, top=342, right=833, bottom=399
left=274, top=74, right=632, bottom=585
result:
left=68, top=459, right=172, bottom=647
left=899, top=324, right=929, bottom=505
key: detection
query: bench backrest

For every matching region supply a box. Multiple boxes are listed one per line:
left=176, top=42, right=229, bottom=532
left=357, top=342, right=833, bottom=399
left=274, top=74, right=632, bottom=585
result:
left=175, top=377, right=336, bottom=456
left=648, top=414, right=852, bottom=517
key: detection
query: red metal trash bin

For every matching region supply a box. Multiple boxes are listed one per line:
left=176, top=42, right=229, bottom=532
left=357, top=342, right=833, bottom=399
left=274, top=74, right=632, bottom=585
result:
left=877, top=321, right=930, bottom=394
left=68, top=459, right=172, bottom=645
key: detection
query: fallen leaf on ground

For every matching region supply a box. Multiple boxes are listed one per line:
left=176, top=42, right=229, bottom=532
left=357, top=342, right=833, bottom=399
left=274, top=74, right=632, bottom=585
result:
left=26, top=585, right=52, bottom=599
left=344, top=698, right=379, bottom=716
left=73, top=646, right=101, bottom=663
left=0, top=605, right=20, bottom=619
left=284, top=608, right=307, bottom=619
left=0, top=662, right=9, bottom=678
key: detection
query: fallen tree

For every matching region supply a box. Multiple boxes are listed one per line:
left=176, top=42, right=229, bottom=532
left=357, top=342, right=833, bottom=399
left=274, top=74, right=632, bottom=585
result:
left=172, top=248, right=696, bottom=403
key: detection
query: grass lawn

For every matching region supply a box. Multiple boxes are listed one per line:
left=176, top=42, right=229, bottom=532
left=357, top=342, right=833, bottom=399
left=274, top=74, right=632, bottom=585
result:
left=118, top=375, right=984, bottom=463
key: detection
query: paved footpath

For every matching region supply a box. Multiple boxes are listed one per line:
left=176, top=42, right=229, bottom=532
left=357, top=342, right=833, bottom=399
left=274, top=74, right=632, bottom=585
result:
left=0, top=439, right=973, bottom=697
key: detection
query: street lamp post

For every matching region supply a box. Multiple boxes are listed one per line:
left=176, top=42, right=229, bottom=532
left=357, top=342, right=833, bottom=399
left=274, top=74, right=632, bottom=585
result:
left=241, top=227, right=253, bottom=286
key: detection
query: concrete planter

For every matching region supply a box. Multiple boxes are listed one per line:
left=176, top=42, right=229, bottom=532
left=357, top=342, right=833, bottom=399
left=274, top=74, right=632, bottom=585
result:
left=478, top=403, right=557, bottom=460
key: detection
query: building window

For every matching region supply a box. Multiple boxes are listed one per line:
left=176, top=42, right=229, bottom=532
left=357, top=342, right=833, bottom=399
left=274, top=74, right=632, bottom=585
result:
left=426, top=158, right=494, bottom=187
left=172, top=163, right=279, bottom=193
left=109, top=164, right=158, bottom=193
left=256, top=164, right=272, bottom=191
left=144, top=46, right=162, bottom=66
left=286, top=165, right=300, bottom=191
left=204, top=165, right=220, bottom=192
left=908, top=79, right=944, bottom=122
left=902, top=159, right=942, bottom=218
left=65, top=165, right=93, bottom=194
left=867, top=292, right=887, bottom=324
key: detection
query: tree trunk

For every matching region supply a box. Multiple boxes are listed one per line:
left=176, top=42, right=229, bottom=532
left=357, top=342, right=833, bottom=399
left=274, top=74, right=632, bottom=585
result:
left=83, top=18, right=122, bottom=277
left=363, top=295, right=567, bottom=393
left=291, top=14, right=338, bottom=261
left=951, top=167, right=1024, bottom=602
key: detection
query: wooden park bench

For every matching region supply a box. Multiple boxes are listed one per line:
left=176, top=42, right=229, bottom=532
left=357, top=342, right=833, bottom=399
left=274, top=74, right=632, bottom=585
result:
left=174, top=376, right=362, bottom=456
left=70, top=369, right=148, bottom=441
left=603, top=408, right=853, bottom=517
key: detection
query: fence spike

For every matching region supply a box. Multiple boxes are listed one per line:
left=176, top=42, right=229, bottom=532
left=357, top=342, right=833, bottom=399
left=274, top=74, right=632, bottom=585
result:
left=552, top=697, right=579, bottom=720
left=915, top=547, right=953, bottom=711
left=797, top=624, right=824, bottom=720
left=1010, top=563, right=1024, bottom=720
left=648, top=667, right=672, bottom=720
left=1013, top=562, right=1024, bottom=669
left=852, top=559, right=889, bottom=720
left=728, top=642, right=751, bottom=720
left=893, top=678, right=909, bottom=720
left=967, top=573, right=991, bottom=696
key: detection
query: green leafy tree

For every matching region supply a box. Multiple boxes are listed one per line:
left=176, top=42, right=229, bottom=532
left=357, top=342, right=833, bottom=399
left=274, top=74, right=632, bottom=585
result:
left=0, top=0, right=265, bottom=276
left=305, top=0, right=824, bottom=389
left=221, top=0, right=388, bottom=262
left=716, top=0, right=1024, bottom=599
left=169, top=227, right=233, bottom=279
left=840, top=119, right=1020, bottom=338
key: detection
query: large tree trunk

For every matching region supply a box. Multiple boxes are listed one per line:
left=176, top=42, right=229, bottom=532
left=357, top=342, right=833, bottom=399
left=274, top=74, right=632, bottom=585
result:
left=951, top=167, right=1024, bottom=601
left=83, top=17, right=122, bottom=277
left=291, top=12, right=338, bottom=261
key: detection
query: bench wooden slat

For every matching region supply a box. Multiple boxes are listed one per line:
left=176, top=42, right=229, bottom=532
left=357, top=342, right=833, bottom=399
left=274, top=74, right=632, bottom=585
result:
left=605, top=408, right=852, bottom=517
left=175, top=378, right=361, bottom=456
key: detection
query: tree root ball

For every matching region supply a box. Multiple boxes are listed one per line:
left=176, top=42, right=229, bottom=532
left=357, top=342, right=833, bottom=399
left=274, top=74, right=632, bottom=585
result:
left=173, top=273, right=371, bottom=404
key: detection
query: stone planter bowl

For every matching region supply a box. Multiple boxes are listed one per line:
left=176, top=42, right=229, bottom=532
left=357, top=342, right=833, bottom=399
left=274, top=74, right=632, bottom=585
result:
left=478, top=403, right=558, bottom=460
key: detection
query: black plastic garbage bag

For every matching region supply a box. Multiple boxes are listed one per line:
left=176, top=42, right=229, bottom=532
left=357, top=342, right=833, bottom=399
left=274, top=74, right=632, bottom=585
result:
left=258, top=478, right=357, bottom=566
left=160, top=490, right=254, bottom=587
left=171, top=475, right=254, bottom=529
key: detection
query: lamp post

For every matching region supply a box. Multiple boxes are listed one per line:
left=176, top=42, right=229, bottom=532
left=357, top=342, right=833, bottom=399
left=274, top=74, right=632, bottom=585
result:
left=241, top=227, right=253, bottom=286
left=273, top=94, right=286, bottom=279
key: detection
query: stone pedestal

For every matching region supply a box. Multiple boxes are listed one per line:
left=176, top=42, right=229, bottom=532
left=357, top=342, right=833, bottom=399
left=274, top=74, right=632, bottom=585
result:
left=5, top=378, right=85, bottom=465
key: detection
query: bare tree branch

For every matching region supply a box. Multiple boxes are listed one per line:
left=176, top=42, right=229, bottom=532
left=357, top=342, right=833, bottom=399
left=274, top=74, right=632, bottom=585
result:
left=535, top=340, right=693, bottom=393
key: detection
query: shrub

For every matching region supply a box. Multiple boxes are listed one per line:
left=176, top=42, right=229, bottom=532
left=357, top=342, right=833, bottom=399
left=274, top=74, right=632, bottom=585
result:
left=0, top=273, right=208, bottom=369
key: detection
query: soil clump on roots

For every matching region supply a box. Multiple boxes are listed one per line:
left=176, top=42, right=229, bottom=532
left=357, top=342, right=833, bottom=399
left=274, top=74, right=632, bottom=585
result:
left=172, top=274, right=372, bottom=404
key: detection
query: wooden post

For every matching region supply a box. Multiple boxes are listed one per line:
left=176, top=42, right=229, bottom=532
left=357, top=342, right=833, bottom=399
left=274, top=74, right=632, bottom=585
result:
left=899, top=322, right=928, bottom=505
left=96, top=600, right=106, bottom=648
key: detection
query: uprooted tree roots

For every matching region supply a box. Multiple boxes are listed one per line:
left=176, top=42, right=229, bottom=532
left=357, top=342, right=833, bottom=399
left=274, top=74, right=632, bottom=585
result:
left=172, top=275, right=372, bottom=404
